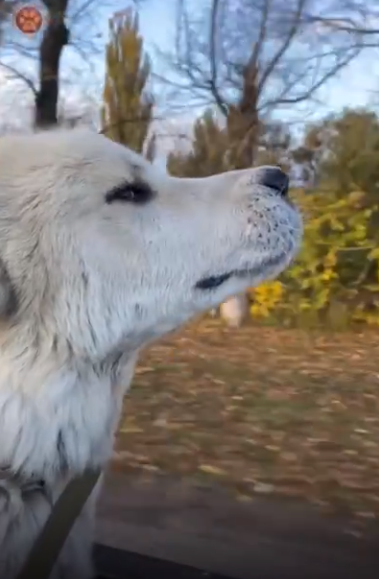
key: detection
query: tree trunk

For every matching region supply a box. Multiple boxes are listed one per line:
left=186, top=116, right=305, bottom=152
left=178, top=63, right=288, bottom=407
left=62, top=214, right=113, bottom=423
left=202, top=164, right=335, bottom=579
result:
left=34, top=0, right=69, bottom=129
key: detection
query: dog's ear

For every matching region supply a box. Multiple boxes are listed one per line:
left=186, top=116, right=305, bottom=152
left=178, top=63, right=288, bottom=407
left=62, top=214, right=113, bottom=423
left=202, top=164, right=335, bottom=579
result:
left=0, top=257, right=17, bottom=318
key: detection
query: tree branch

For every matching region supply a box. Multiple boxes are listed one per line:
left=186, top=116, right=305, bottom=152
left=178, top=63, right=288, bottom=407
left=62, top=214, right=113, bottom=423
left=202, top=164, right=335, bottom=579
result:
left=209, top=0, right=228, bottom=116
left=0, top=61, right=37, bottom=94
left=257, top=0, right=306, bottom=97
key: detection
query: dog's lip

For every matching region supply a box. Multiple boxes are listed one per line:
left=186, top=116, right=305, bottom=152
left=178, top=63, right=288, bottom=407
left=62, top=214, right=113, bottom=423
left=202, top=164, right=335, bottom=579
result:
left=194, top=254, right=289, bottom=291
left=195, top=272, right=233, bottom=290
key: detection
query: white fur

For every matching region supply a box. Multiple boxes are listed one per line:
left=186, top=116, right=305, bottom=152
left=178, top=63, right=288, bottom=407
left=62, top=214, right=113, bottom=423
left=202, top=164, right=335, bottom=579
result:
left=0, top=128, right=302, bottom=578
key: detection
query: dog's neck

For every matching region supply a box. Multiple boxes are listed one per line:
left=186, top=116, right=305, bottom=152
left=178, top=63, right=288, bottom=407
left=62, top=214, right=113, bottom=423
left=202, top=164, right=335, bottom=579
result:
left=0, top=325, right=138, bottom=484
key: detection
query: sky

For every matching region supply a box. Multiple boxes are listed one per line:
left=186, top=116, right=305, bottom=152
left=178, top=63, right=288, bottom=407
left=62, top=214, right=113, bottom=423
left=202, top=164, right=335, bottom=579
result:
left=1, top=0, right=379, bottom=158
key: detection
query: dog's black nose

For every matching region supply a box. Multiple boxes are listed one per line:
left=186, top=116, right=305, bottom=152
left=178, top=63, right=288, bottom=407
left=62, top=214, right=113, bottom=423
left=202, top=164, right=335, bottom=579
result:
left=256, top=166, right=289, bottom=196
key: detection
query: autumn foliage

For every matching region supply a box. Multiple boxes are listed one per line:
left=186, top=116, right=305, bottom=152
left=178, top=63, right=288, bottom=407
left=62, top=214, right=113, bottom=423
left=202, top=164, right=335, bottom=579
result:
left=252, top=189, right=379, bottom=327
left=101, top=9, right=154, bottom=155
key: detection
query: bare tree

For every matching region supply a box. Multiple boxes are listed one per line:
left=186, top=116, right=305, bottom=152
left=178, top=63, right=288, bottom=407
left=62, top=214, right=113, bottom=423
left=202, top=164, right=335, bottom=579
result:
left=0, top=1, right=144, bottom=128
left=159, top=0, right=379, bottom=120
left=0, top=0, right=101, bottom=127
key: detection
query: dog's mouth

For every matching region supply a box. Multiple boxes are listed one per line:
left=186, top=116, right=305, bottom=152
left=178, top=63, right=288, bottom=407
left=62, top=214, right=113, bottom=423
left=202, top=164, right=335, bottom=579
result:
left=195, top=272, right=233, bottom=290
left=195, top=254, right=289, bottom=291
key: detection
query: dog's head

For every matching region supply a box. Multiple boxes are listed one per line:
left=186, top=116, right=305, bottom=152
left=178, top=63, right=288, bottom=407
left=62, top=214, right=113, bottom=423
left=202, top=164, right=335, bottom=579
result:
left=0, top=129, right=302, bottom=358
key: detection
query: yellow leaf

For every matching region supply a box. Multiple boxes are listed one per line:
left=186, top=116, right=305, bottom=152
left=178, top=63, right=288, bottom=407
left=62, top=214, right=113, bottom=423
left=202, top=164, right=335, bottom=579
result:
left=119, top=425, right=144, bottom=433
left=198, top=464, right=226, bottom=476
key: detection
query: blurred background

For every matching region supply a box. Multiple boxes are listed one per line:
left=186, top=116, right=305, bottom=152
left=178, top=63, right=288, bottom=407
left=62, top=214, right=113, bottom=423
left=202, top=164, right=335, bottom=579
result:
left=2, top=0, right=379, bottom=553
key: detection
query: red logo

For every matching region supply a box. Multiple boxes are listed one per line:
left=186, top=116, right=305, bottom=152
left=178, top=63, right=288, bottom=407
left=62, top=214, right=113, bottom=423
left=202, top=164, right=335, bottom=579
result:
left=14, top=4, right=44, bottom=35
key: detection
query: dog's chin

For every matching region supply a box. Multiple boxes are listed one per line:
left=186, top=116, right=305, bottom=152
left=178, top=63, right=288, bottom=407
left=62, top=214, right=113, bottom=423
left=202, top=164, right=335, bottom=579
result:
left=194, top=253, right=291, bottom=291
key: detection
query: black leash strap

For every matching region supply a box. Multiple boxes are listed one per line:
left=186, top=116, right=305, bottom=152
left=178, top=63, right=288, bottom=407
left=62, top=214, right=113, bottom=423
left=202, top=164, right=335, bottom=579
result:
left=16, top=468, right=101, bottom=579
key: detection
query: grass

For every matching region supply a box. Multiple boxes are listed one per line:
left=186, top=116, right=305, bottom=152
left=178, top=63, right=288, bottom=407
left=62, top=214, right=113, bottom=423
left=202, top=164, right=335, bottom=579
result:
left=113, top=319, right=379, bottom=519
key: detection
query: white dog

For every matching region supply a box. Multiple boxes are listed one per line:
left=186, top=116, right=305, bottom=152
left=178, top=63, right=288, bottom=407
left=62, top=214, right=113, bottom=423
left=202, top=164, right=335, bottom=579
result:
left=0, top=128, right=302, bottom=579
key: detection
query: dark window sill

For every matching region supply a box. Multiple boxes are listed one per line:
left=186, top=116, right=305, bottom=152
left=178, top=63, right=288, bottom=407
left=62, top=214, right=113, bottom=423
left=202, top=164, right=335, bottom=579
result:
left=94, top=543, right=231, bottom=579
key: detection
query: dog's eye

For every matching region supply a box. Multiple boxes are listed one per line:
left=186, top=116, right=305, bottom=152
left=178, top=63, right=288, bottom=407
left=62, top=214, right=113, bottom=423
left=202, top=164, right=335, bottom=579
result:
left=105, top=181, right=155, bottom=205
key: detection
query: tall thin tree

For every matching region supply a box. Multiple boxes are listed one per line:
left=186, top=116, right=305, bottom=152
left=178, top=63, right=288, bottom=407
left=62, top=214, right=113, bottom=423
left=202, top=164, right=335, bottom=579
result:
left=101, top=8, right=154, bottom=155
